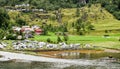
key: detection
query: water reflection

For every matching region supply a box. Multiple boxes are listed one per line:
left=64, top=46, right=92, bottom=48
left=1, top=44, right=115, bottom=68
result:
left=0, top=61, right=120, bottom=69
left=56, top=52, right=120, bottom=60
left=0, top=61, right=57, bottom=69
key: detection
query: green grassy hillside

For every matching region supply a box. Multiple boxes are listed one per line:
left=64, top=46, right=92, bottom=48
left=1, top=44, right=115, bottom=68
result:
left=8, top=4, right=120, bottom=35
left=61, top=4, right=120, bottom=34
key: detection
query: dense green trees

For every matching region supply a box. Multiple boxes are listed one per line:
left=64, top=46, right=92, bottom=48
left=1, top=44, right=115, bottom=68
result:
left=103, top=0, right=120, bottom=20
left=0, top=0, right=86, bottom=10
left=16, top=18, right=27, bottom=27
left=89, top=0, right=120, bottom=20
left=0, top=8, right=10, bottom=39
left=0, top=0, right=6, bottom=6
left=0, top=0, right=120, bottom=20
left=74, top=18, right=94, bottom=35
left=0, top=8, right=10, bottom=30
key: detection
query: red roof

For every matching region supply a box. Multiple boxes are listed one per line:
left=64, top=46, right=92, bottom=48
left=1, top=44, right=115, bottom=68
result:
left=35, top=29, right=42, bottom=32
left=35, top=29, right=43, bottom=35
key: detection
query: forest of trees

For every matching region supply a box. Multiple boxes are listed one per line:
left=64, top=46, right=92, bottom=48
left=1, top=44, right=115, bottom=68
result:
left=0, top=0, right=88, bottom=9
left=0, top=0, right=120, bottom=19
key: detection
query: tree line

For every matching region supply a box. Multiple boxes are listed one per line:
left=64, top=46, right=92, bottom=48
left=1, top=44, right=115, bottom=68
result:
left=0, top=0, right=88, bottom=10
left=88, top=0, right=120, bottom=20
left=0, top=0, right=120, bottom=19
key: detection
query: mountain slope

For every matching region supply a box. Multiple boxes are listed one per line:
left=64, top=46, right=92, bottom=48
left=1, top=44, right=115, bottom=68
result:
left=7, top=4, right=120, bottom=35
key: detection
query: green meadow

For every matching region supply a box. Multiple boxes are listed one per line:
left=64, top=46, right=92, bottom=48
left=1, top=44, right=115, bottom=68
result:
left=30, top=32, right=120, bottom=49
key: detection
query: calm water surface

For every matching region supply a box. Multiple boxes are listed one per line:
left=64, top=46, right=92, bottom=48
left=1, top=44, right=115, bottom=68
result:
left=0, top=52, right=120, bottom=69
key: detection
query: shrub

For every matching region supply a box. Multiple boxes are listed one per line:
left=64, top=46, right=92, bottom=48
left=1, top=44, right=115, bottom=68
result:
left=6, top=34, right=17, bottom=40
left=79, top=31, right=84, bottom=35
left=57, top=36, right=62, bottom=43
left=47, top=38, right=51, bottom=43
left=0, top=29, right=5, bottom=39
left=63, top=35, right=69, bottom=42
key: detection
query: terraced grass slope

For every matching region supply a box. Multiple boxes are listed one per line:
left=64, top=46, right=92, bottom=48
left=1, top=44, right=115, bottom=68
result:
left=8, top=4, right=120, bottom=35
left=61, top=4, right=120, bottom=34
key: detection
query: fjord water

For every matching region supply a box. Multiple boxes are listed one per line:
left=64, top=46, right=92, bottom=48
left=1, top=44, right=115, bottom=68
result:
left=0, top=52, right=120, bottom=69
left=0, top=61, right=120, bottom=69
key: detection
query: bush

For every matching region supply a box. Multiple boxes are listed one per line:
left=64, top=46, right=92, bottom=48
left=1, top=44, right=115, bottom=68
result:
left=6, top=34, right=17, bottom=40
left=79, top=31, right=84, bottom=35
left=57, top=36, right=62, bottom=43
left=47, top=38, right=51, bottom=43
left=0, top=29, right=5, bottom=39
left=63, top=35, right=69, bottom=42
left=50, top=15, right=56, bottom=21
left=104, top=35, right=109, bottom=38
left=88, top=3, right=92, bottom=8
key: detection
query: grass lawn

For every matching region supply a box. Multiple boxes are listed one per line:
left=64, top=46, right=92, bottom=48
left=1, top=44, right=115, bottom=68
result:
left=1, top=33, right=120, bottom=51
left=32, top=35, right=118, bottom=43
left=30, top=32, right=120, bottom=49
